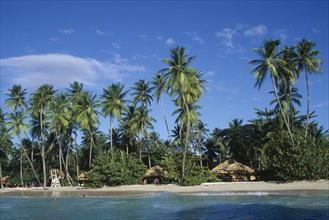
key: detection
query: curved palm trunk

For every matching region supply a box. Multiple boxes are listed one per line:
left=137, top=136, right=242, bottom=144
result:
left=61, top=154, right=73, bottom=186
left=305, top=72, right=310, bottom=139
left=271, top=76, right=294, bottom=145
left=160, top=95, right=171, bottom=142
left=19, top=134, right=45, bottom=189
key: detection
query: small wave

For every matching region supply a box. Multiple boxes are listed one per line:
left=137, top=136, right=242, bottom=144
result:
left=185, top=192, right=275, bottom=196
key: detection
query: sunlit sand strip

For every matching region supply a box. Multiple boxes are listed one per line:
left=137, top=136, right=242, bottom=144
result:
left=1, top=180, right=328, bottom=197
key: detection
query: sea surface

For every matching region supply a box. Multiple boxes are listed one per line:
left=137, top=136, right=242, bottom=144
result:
left=0, top=191, right=328, bottom=219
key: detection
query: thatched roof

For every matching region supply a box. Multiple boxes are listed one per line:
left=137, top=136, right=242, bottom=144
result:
left=78, top=173, right=87, bottom=181
left=143, top=165, right=167, bottom=179
left=1, top=176, right=10, bottom=182
left=211, top=159, right=254, bottom=174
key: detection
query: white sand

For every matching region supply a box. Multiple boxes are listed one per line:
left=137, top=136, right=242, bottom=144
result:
left=1, top=180, right=328, bottom=196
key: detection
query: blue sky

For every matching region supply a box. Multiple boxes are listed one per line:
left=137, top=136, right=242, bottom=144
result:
left=1, top=1, right=328, bottom=139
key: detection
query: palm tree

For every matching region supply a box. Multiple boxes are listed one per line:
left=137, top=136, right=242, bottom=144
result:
left=195, top=120, right=209, bottom=167
left=160, top=46, right=198, bottom=180
left=0, top=108, right=12, bottom=188
left=67, top=81, right=84, bottom=95
left=281, top=46, right=298, bottom=131
left=229, top=118, right=243, bottom=129
left=5, top=85, right=28, bottom=113
left=7, top=111, right=43, bottom=188
left=147, top=131, right=161, bottom=168
left=30, top=84, right=55, bottom=187
left=45, top=93, right=71, bottom=184
left=67, top=81, right=84, bottom=178
left=119, top=105, right=138, bottom=156
left=249, top=40, right=294, bottom=145
left=101, top=83, right=128, bottom=159
left=73, top=91, right=100, bottom=168
left=133, top=106, right=156, bottom=161
left=295, top=39, right=322, bottom=138
left=151, top=73, right=171, bottom=141
left=131, top=80, right=153, bottom=108
left=270, top=83, right=302, bottom=128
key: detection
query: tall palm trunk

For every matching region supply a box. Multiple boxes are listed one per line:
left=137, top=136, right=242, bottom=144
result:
left=40, top=106, right=47, bottom=187
left=75, top=131, right=79, bottom=178
left=198, top=130, right=203, bottom=167
left=66, top=137, right=72, bottom=186
left=305, top=72, right=310, bottom=139
left=19, top=134, right=45, bottom=189
left=289, top=82, right=294, bottom=133
left=181, top=90, right=191, bottom=182
left=160, top=95, right=171, bottom=142
left=0, top=160, right=3, bottom=188
left=20, top=144, right=23, bottom=186
left=110, top=115, right=114, bottom=159
left=271, top=76, right=294, bottom=145
left=56, top=133, right=62, bottom=176
left=148, top=151, right=151, bottom=169
left=89, top=129, right=93, bottom=168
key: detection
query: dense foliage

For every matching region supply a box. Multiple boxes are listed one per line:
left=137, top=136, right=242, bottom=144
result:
left=0, top=40, right=327, bottom=188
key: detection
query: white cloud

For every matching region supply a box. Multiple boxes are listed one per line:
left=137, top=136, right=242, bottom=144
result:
left=50, top=37, right=59, bottom=42
left=204, top=71, right=216, bottom=78
left=139, top=34, right=148, bottom=41
left=185, top=32, right=205, bottom=45
left=215, top=27, right=245, bottom=53
left=165, top=38, right=176, bottom=46
left=207, top=80, right=239, bottom=94
left=312, top=28, right=320, bottom=34
left=313, top=101, right=328, bottom=108
left=58, top=28, right=75, bottom=34
left=273, top=29, right=287, bottom=41
left=244, top=24, right=268, bottom=37
left=0, top=54, right=145, bottom=89
left=96, top=29, right=107, bottom=36
left=112, top=43, right=121, bottom=49
left=216, top=28, right=237, bottom=48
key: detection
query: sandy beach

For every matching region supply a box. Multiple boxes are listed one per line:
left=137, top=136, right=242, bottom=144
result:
left=1, top=180, right=328, bottom=197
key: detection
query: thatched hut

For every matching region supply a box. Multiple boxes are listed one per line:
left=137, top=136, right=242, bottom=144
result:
left=211, top=159, right=254, bottom=181
left=1, top=176, right=10, bottom=187
left=77, top=173, right=87, bottom=186
left=142, top=165, right=168, bottom=185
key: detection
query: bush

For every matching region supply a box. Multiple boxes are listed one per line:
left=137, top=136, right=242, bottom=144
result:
left=86, top=150, right=147, bottom=188
left=259, top=130, right=329, bottom=181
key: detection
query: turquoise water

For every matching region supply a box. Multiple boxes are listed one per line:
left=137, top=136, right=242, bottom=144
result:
left=1, top=191, right=328, bottom=219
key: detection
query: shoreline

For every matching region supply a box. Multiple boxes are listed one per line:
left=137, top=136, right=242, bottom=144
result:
left=1, top=180, right=328, bottom=197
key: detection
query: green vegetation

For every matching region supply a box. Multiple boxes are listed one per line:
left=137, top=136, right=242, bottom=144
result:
left=0, top=40, right=327, bottom=188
